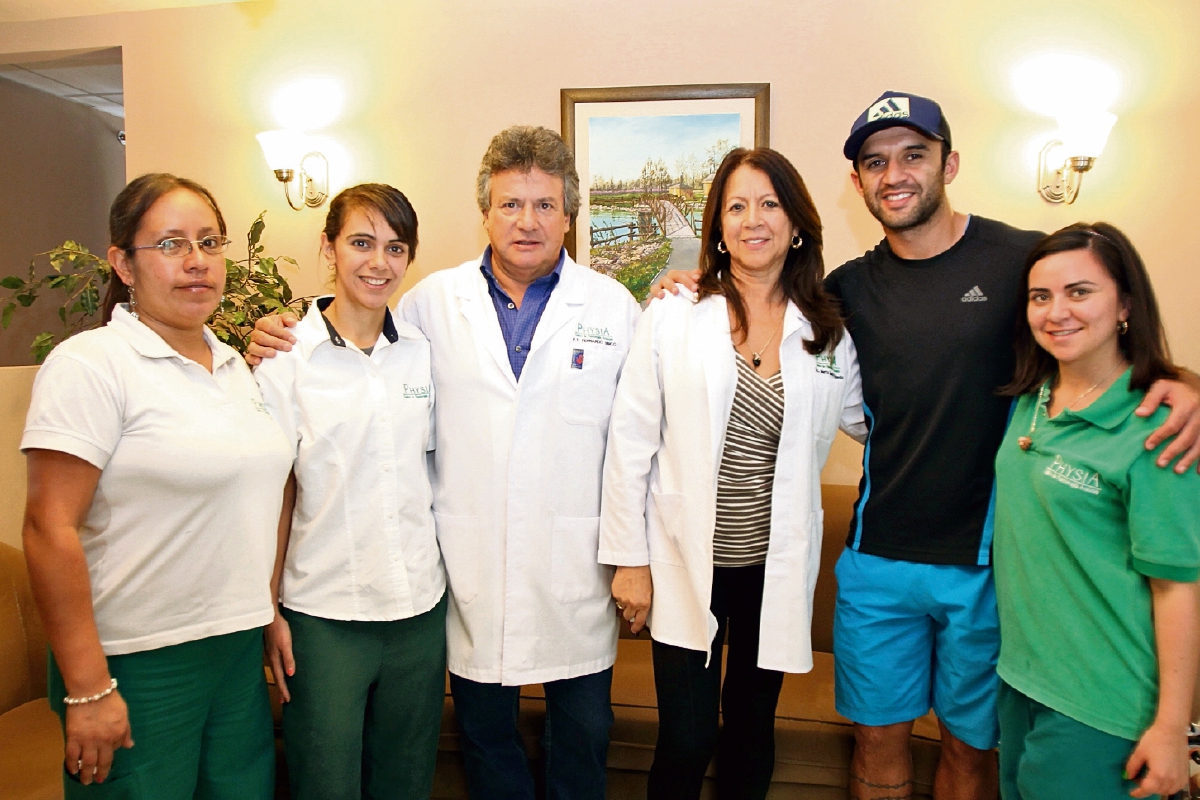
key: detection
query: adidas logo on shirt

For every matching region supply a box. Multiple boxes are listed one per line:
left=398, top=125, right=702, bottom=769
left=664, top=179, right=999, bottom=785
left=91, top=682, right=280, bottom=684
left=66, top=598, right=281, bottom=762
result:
left=961, top=286, right=988, bottom=303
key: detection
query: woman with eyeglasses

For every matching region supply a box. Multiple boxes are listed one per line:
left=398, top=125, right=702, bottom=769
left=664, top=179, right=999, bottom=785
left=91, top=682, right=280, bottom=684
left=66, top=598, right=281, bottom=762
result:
left=993, top=223, right=1200, bottom=799
left=21, top=173, right=293, bottom=798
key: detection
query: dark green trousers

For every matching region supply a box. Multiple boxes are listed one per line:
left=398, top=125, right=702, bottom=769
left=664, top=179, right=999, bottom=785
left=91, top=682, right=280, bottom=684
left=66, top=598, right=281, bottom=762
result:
left=49, top=627, right=275, bottom=800
left=280, top=594, right=447, bottom=800
left=999, top=680, right=1153, bottom=799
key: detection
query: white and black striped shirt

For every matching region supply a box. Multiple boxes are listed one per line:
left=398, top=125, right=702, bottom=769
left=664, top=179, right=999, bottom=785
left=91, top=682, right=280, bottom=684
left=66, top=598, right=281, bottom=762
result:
left=713, top=352, right=784, bottom=567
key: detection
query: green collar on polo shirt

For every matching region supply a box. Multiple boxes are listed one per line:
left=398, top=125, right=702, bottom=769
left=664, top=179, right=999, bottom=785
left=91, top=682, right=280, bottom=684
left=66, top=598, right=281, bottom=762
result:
left=1047, top=368, right=1138, bottom=431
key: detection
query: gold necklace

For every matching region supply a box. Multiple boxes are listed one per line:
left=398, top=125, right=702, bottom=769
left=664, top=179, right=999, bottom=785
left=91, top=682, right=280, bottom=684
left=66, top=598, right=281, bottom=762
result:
left=1017, top=362, right=1123, bottom=451
left=750, top=314, right=785, bottom=368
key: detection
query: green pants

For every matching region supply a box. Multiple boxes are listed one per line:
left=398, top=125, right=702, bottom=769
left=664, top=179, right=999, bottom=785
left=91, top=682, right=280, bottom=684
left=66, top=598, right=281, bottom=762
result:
left=49, top=627, right=275, bottom=800
left=280, top=593, right=447, bottom=800
left=999, top=680, right=1151, bottom=800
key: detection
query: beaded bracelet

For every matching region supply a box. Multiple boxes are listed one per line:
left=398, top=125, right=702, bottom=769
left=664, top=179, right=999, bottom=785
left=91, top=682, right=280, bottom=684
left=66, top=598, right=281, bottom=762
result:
left=63, top=678, right=118, bottom=706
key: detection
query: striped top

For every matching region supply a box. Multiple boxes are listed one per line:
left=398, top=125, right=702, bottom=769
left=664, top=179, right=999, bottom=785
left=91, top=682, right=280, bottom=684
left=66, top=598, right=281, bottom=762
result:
left=713, top=352, right=785, bottom=567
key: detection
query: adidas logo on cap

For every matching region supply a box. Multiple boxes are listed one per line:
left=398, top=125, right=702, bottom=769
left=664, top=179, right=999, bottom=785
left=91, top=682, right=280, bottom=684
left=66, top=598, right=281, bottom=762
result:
left=867, top=96, right=911, bottom=122
left=961, top=286, right=988, bottom=303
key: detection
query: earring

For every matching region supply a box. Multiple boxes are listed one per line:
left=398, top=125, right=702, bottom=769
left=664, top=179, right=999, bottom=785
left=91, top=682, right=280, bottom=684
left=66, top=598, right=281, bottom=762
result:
left=717, top=241, right=728, bottom=254
left=1118, top=320, right=1129, bottom=335
left=128, top=285, right=139, bottom=321
left=791, top=234, right=803, bottom=249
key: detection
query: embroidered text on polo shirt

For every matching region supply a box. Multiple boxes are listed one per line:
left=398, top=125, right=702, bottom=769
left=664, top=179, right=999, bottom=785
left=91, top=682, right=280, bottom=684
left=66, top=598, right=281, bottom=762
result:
left=1043, top=454, right=1102, bottom=495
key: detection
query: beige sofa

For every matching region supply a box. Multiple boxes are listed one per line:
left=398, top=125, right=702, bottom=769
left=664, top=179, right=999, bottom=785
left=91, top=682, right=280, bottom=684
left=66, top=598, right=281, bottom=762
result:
left=0, top=542, right=61, bottom=800
left=4, top=486, right=941, bottom=800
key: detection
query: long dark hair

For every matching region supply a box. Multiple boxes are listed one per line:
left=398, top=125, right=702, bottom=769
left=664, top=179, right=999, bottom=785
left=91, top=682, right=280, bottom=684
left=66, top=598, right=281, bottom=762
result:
left=696, top=148, right=842, bottom=355
left=1000, top=221, right=1177, bottom=395
left=323, top=183, right=419, bottom=260
left=102, top=173, right=227, bottom=322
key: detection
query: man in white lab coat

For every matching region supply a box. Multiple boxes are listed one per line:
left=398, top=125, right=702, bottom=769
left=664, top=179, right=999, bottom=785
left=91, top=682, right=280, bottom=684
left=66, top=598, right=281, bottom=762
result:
left=253, top=126, right=641, bottom=800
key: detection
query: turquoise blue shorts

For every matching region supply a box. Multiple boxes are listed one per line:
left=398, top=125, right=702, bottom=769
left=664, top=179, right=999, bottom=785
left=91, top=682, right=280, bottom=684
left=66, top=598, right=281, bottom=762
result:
left=833, top=548, right=1000, bottom=750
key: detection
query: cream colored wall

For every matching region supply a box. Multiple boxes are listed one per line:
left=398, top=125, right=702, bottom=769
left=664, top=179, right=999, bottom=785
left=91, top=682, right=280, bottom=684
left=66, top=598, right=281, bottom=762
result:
left=0, top=0, right=1198, bottom=497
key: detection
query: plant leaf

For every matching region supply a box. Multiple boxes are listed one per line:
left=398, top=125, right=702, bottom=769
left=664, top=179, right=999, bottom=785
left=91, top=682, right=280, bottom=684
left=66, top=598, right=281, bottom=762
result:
left=81, top=285, right=100, bottom=316
left=248, top=215, right=266, bottom=249
left=31, top=332, right=56, bottom=363
left=0, top=275, right=23, bottom=290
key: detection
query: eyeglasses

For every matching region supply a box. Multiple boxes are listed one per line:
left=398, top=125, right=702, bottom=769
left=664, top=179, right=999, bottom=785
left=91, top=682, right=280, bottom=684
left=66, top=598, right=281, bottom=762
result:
left=130, top=236, right=232, bottom=258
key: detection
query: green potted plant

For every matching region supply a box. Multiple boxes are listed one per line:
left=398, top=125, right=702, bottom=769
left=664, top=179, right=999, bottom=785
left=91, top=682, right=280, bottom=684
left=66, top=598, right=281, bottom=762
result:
left=1, top=212, right=311, bottom=362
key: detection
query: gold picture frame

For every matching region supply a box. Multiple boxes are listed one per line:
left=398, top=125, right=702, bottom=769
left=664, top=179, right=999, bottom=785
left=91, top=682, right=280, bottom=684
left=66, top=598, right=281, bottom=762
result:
left=560, top=83, right=770, bottom=300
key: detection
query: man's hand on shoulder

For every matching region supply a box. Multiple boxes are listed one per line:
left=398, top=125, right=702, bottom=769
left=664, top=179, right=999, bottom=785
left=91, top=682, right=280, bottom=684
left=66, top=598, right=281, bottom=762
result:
left=1137, top=370, right=1200, bottom=474
left=648, top=268, right=701, bottom=300
left=245, top=313, right=300, bottom=367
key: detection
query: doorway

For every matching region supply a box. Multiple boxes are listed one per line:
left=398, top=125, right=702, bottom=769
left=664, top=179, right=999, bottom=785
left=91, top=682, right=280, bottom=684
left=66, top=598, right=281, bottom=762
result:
left=0, top=47, right=125, bottom=366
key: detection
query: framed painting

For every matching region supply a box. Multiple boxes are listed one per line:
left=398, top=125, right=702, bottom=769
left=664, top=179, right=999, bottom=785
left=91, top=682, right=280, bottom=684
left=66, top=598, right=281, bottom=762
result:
left=561, top=83, right=769, bottom=301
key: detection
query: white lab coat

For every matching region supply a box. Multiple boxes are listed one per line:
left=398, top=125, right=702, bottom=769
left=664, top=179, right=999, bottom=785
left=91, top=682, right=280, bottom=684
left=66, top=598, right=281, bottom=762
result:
left=399, top=253, right=641, bottom=685
left=598, top=290, right=867, bottom=673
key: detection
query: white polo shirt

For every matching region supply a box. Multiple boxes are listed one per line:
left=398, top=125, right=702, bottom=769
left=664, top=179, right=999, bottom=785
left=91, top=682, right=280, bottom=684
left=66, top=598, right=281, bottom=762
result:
left=254, top=298, right=445, bottom=622
left=21, top=305, right=293, bottom=656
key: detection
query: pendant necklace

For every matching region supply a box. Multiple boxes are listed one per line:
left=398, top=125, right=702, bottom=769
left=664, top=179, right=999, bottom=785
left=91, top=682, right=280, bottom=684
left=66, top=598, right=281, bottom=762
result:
left=750, top=315, right=785, bottom=368
left=1018, top=362, right=1123, bottom=451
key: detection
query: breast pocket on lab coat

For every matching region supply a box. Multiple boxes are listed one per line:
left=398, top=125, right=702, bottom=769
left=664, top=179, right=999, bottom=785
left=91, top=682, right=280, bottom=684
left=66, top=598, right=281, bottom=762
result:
left=433, top=512, right=480, bottom=604
left=559, top=344, right=621, bottom=426
left=810, top=373, right=848, bottom=444
left=551, top=515, right=610, bottom=603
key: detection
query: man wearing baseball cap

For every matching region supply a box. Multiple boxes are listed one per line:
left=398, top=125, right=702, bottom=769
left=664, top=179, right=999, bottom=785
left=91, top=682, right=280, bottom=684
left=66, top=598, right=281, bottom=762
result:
left=828, top=89, right=1035, bottom=799
left=830, top=91, right=1200, bottom=799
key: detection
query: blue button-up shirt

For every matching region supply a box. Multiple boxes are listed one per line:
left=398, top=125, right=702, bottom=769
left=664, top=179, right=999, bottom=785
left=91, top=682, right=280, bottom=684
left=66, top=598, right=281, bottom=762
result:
left=480, top=247, right=564, bottom=380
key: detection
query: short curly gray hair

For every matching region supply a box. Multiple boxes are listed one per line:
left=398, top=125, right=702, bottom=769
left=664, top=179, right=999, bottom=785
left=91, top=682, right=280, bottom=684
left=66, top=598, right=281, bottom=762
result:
left=476, top=125, right=580, bottom=224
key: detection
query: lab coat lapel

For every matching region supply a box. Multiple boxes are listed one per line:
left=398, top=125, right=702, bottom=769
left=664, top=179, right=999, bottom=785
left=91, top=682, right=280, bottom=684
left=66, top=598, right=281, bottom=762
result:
left=455, top=265, right=518, bottom=389
left=777, top=302, right=815, bottom=466
left=697, top=295, right=736, bottom=489
left=771, top=300, right=814, bottom=546
left=529, top=258, right=584, bottom=358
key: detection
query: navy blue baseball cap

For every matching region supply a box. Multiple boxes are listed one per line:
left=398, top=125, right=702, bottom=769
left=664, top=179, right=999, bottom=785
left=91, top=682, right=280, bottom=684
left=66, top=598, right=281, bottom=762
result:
left=843, top=91, right=952, bottom=161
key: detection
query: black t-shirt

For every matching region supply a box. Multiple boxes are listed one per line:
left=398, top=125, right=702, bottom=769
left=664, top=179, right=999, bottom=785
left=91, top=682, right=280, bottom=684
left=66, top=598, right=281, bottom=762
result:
left=825, top=216, right=1044, bottom=566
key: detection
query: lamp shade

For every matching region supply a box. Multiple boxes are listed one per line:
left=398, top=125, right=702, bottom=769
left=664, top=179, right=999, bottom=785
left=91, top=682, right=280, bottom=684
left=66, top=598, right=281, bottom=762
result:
left=1056, top=111, right=1117, bottom=159
left=256, top=130, right=307, bottom=172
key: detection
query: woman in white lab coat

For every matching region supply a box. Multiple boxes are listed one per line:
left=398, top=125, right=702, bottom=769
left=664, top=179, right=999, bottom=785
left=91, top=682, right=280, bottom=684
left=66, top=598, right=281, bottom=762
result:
left=599, top=148, right=867, bottom=800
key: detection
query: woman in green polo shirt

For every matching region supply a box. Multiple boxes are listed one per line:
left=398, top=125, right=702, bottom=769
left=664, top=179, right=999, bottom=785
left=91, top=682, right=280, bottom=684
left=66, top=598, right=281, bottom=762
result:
left=994, top=222, right=1200, bottom=800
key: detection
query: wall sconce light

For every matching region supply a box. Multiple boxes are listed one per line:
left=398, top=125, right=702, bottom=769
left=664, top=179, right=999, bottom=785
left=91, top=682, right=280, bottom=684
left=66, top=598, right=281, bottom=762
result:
left=256, top=130, right=329, bottom=210
left=1037, top=110, right=1117, bottom=204
left=1013, top=53, right=1121, bottom=206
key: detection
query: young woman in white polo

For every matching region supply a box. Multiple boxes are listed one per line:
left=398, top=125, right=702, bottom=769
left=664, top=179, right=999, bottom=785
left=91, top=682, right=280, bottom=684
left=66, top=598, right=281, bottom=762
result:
left=21, top=173, right=294, bottom=798
left=254, top=184, right=445, bottom=800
